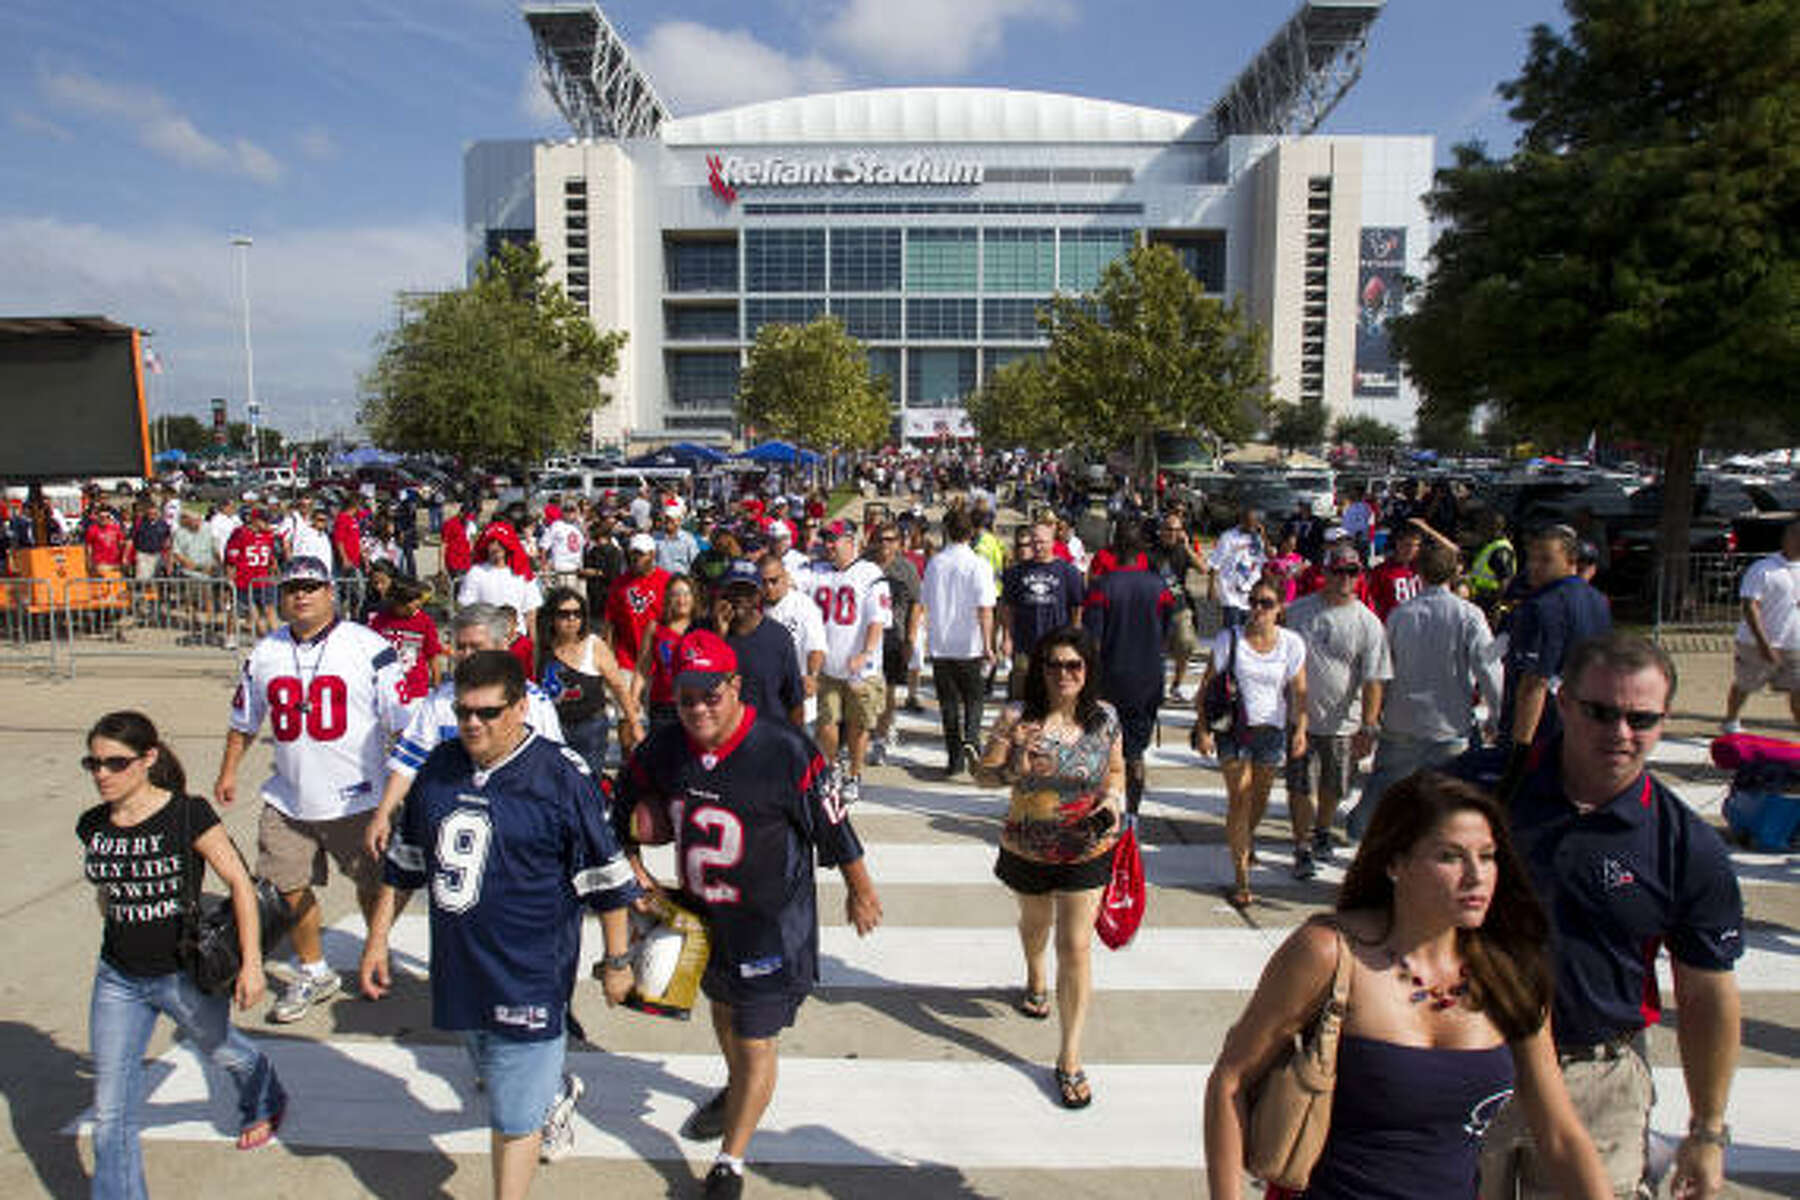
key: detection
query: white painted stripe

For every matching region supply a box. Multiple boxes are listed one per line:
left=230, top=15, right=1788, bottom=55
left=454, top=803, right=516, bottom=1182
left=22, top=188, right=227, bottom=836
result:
left=65, top=1041, right=1800, bottom=1174
left=326, top=918, right=1800, bottom=994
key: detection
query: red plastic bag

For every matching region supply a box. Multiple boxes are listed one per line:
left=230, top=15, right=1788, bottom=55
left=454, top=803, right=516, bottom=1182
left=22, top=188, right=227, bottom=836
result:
left=1095, top=825, right=1145, bottom=950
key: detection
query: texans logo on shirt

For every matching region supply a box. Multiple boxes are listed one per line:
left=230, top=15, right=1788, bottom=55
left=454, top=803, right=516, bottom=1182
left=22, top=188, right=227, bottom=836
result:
left=627, top=588, right=654, bottom=614
left=1601, top=857, right=1636, bottom=890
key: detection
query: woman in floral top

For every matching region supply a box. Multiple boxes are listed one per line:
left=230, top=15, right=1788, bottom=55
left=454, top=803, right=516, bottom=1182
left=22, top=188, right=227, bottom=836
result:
left=974, top=626, right=1125, bottom=1110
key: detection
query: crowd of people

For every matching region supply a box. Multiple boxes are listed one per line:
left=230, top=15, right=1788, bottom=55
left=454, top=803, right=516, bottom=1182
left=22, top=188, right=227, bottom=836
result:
left=63, top=463, right=1756, bottom=1200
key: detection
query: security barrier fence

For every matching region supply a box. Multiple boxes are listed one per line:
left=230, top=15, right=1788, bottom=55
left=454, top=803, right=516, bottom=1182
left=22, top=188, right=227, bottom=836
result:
left=1648, top=551, right=1754, bottom=637
left=0, top=574, right=376, bottom=675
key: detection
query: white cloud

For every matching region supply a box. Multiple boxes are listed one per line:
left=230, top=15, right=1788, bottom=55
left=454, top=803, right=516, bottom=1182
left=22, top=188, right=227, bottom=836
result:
left=517, top=64, right=563, bottom=124
left=10, top=109, right=73, bottom=141
left=823, top=0, right=1075, bottom=76
left=636, top=21, right=848, bottom=114
left=297, top=126, right=337, bottom=161
left=39, top=68, right=285, bottom=184
left=0, top=215, right=462, bottom=431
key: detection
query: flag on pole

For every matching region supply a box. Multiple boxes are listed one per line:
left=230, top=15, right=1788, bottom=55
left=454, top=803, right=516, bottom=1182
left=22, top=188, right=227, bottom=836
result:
left=143, top=346, right=164, bottom=375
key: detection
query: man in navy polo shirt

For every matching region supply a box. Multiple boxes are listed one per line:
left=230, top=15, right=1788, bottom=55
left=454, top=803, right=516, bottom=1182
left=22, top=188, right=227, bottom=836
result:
left=718, top=559, right=804, bottom=726
left=1082, top=521, right=1174, bottom=815
left=1462, top=633, right=1742, bottom=1200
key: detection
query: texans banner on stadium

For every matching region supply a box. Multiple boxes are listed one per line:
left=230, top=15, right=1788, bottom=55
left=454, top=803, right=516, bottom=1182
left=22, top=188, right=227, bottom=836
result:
left=1354, top=226, right=1406, bottom=398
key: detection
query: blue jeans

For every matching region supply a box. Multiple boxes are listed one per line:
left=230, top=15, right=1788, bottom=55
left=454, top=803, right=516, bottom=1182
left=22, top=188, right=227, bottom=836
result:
left=89, top=959, right=285, bottom=1200
left=562, top=713, right=612, bottom=778
left=1348, top=731, right=1468, bottom=839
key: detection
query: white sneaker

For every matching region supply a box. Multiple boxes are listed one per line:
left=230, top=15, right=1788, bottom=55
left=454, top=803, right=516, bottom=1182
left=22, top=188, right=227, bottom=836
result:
left=866, top=738, right=887, bottom=765
left=1721, top=719, right=1744, bottom=734
left=840, top=775, right=862, bottom=807
left=269, top=968, right=341, bottom=1023
left=539, top=1073, right=585, bottom=1162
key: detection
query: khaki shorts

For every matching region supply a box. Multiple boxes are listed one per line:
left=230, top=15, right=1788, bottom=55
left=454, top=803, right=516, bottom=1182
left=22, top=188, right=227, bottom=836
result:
left=1478, top=1037, right=1653, bottom=1200
left=817, top=675, right=885, bottom=729
left=1732, top=640, right=1800, bottom=693
left=257, top=804, right=380, bottom=896
left=1164, top=606, right=1202, bottom=660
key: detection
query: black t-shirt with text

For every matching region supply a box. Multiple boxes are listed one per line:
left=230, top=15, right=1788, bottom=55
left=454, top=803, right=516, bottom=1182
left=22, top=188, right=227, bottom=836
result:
left=79, top=794, right=217, bottom=977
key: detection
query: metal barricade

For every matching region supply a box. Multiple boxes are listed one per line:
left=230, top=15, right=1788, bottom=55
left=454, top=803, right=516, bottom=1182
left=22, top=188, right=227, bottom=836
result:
left=1652, top=551, right=1754, bottom=637
left=58, top=575, right=244, bottom=674
left=0, top=577, right=62, bottom=671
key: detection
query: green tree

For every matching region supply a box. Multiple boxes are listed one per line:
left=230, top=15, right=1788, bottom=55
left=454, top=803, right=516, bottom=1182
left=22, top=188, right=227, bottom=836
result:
left=1267, top=397, right=1330, bottom=450
left=966, top=355, right=1063, bottom=449
left=150, top=414, right=212, bottom=455
left=360, top=243, right=625, bottom=463
left=1332, top=414, right=1402, bottom=452
left=1390, top=0, right=1800, bottom=579
left=737, top=317, right=889, bottom=450
left=1041, top=243, right=1267, bottom=475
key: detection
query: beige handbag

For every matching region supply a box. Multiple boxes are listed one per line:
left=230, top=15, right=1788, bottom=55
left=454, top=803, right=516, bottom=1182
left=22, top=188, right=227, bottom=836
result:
left=1244, top=927, right=1353, bottom=1189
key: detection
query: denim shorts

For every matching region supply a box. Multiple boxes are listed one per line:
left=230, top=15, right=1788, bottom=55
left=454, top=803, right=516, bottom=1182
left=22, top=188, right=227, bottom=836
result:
left=463, top=1031, right=565, bottom=1135
left=1216, top=724, right=1286, bottom=767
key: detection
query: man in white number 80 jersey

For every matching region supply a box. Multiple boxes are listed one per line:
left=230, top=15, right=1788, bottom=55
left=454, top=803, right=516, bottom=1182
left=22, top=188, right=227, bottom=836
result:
left=214, top=556, right=410, bottom=1023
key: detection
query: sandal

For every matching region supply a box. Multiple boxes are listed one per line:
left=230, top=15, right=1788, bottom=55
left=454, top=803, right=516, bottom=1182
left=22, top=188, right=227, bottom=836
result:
left=237, top=1101, right=285, bottom=1151
left=1054, top=1066, right=1092, bottom=1110
left=1017, top=990, right=1051, bottom=1020
left=1226, top=886, right=1253, bottom=910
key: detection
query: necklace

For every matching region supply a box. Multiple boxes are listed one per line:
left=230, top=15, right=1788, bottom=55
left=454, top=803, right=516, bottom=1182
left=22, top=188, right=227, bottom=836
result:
left=1387, top=948, right=1470, bottom=1010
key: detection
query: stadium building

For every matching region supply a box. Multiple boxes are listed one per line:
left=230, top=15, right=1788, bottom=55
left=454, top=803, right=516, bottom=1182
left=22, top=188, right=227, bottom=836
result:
left=464, top=1, right=1431, bottom=445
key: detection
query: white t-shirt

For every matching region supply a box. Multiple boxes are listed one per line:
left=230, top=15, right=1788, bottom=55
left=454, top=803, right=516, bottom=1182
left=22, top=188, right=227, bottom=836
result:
left=386, top=678, right=564, bottom=779
left=921, top=542, right=998, bottom=659
left=457, top=563, right=544, bottom=638
left=207, top=511, right=241, bottom=560
left=288, top=523, right=333, bottom=569
left=1211, top=627, right=1306, bottom=729
left=541, top=519, right=587, bottom=573
left=1736, top=553, right=1800, bottom=650
left=802, top=558, right=891, bottom=680
left=766, top=588, right=828, bottom=680
left=229, top=619, right=411, bottom=820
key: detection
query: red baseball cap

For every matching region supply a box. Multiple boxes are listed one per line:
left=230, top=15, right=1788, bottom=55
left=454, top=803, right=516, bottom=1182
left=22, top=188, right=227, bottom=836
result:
left=822, top=518, right=856, bottom=540
left=674, top=629, right=737, bottom=689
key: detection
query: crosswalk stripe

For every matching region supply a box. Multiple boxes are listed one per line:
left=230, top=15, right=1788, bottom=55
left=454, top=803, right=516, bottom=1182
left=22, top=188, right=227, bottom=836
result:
left=67, top=1040, right=1800, bottom=1174
left=324, top=915, right=1800, bottom=994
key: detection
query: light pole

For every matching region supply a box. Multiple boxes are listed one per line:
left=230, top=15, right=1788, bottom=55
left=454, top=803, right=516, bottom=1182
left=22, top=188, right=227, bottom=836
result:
left=230, top=234, right=259, bottom=461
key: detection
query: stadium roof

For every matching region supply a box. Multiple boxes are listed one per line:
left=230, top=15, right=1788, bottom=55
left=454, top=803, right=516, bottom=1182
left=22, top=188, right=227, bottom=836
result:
left=660, top=88, right=1205, bottom=146
left=0, top=315, right=136, bottom=338
left=524, top=3, right=668, bottom=139
left=1208, top=1, right=1385, bottom=137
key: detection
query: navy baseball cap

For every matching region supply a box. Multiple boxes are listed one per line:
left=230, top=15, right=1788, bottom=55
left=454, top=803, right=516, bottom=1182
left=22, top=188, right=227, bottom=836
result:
left=721, top=559, right=762, bottom=592
left=280, top=556, right=332, bottom=586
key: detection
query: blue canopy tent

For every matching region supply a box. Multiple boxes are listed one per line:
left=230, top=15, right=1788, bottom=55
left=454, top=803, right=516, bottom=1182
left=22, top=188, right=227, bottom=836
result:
left=737, top=440, right=821, bottom=467
left=627, top=442, right=726, bottom=470
left=334, top=446, right=400, bottom=468
left=152, top=448, right=188, bottom=466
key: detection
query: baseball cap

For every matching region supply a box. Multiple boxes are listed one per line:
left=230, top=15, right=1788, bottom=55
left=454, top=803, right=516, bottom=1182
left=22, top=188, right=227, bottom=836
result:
left=721, top=559, right=762, bottom=592
left=280, top=556, right=332, bottom=586
left=1325, top=543, right=1363, bottom=570
left=821, top=518, right=856, bottom=541
left=628, top=532, right=656, bottom=554
left=767, top=520, right=793, bottom=543
left=674, top=629, right=737, bottom=689
left=1322, top=525, right=1351, bottom=543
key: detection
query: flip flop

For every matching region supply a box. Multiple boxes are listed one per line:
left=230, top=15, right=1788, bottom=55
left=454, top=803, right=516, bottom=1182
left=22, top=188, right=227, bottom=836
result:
left=1017, top=990, right=1051, bottom=1020
left=1226, top=886, right=1254, bottom=910
left=1054, top=1066, right=1092, bottom=1110
left=237, top=1101, right=285, bottom=1151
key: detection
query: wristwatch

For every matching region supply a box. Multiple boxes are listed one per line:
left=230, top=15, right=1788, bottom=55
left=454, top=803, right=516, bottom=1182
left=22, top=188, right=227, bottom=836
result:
left=1685, top=1120, right=1730, bottom=1147
left=600, top=951, right=634, bottom=972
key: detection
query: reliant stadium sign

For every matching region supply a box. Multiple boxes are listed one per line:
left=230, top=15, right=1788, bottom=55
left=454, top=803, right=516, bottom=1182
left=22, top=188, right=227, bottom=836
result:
left=706, top=153, right=983, bottom=203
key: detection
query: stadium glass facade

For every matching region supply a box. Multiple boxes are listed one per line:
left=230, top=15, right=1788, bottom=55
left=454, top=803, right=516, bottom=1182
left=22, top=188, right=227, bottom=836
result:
left=464, top=88, right=1433, bottom=444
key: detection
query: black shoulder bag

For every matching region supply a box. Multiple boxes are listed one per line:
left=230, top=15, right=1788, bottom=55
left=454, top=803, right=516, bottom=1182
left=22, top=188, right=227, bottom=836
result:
left=176, top=797, right=295, bottom=995
left=1200, top=627, right=1244, bottom=735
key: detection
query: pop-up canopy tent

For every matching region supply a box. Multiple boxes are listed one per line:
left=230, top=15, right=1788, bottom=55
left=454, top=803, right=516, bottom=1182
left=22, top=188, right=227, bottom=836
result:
left=737, top=440, right=822, bottom=467
left=628, top=442, right=726, bottom=470
left=334, top=446, right=400, bottom=468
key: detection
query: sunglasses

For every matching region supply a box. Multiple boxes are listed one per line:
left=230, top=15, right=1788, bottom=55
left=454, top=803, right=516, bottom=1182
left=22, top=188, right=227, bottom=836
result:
left=1042, top=657, right=1086, bottom=674
left=81, top=753, right=143, bottom=774
left=1250, top=597, right=1280, bottom=610
left=1572, top=698, right=1664, bottom=732
left=760, top=576, right=784, bottom=587
left=281, top=580, right=328, bottom=594
left=1329, top=565, right=1362, bottom=576
left=554, top=608, right=584, bottom=618
left=452, top=702, right=512, bottom=723
left=677, top=684, right=730, bottom=709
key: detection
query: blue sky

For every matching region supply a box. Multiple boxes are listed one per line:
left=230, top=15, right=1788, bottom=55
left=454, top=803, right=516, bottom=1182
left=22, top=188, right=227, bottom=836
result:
left=0, top=0, right=1567, bottom=441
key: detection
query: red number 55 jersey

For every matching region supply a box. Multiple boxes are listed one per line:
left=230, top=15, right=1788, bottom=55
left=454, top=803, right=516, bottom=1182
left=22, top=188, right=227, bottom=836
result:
left=229, top=619, right=410, bottom=820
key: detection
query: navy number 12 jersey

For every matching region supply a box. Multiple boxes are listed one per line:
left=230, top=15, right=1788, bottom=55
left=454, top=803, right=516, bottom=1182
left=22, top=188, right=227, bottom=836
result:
left=616, top=707, right=863, bottom=1000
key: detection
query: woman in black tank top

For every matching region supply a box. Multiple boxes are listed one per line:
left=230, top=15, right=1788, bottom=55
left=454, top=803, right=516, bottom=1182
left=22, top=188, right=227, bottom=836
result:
left=1204, top=773, right=1610, bottom=1199
left=536, top=587, right=642, bottom=776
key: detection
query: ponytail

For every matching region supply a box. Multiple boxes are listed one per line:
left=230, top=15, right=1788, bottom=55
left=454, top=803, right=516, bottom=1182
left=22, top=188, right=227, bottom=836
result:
left=86, top=710, right=187, bottom=796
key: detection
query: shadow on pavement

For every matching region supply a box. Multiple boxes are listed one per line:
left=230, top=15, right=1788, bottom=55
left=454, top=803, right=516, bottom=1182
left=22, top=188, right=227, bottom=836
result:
left=0, top=1020, right=92, bottom=1197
